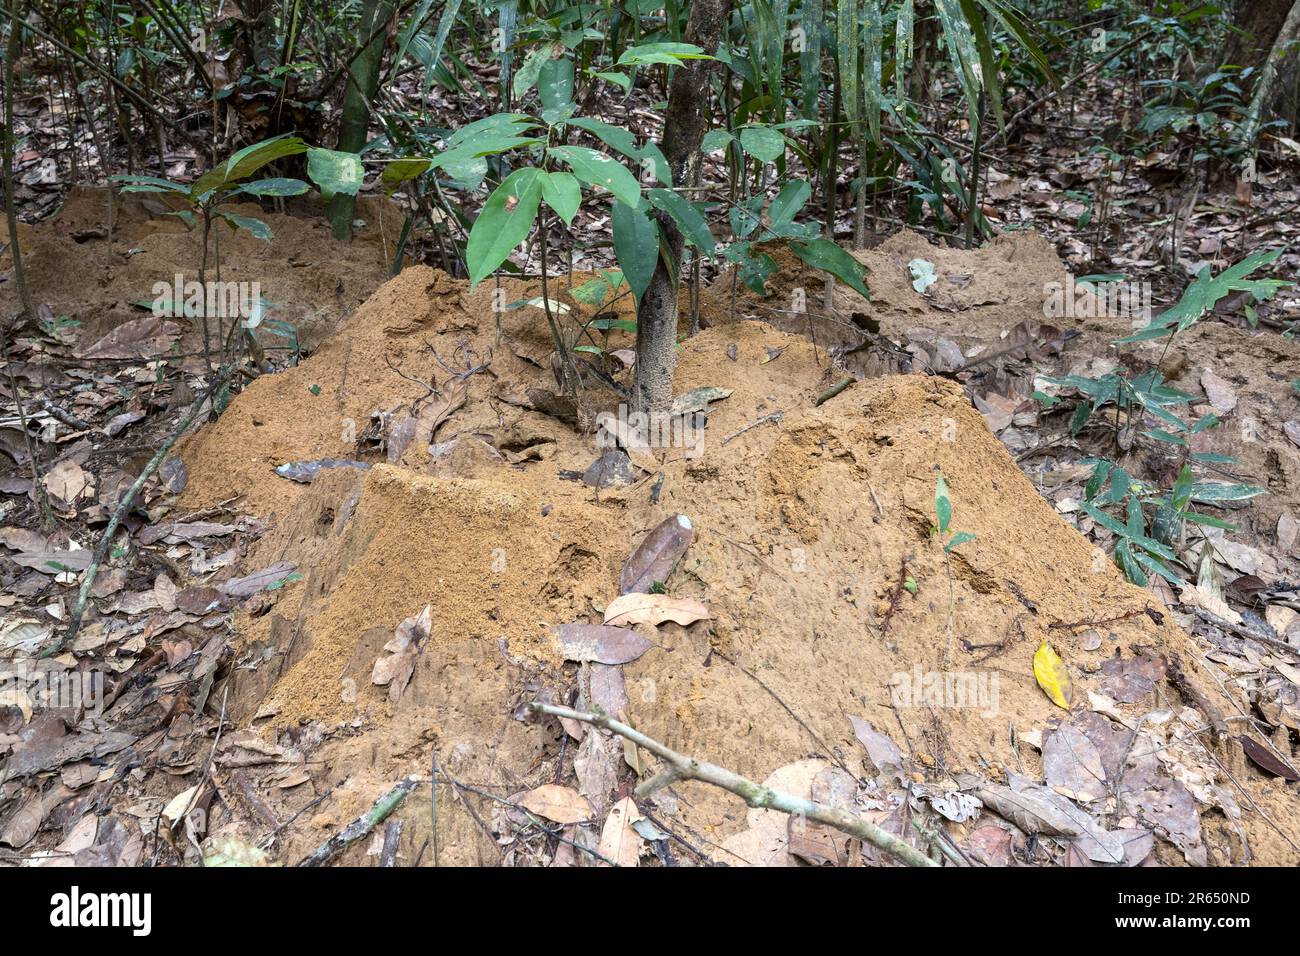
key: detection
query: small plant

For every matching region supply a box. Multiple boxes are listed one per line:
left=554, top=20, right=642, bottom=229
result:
left=933, top=473, right=975, bottom=553
left=111, top=135, right=362, bottom=371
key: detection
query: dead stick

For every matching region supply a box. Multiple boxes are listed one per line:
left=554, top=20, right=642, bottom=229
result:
left=529, top=702, right=938, bottom=868
left=38, top=365, right=234, bottom=659
left=814, top=377, right=854, bottom=406
left=296, top=776, right=418, bottom=867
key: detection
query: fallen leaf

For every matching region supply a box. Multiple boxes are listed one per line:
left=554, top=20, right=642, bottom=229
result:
left=596, top=796, right=643, bottom=866
left=371, top=606, right=431, bottom=703
left=603, top=593, right=709, bottom=627
left=43, top=459, right=92, bottom=505
left=619, top=514, right=694, bottom=594
left=519, top=784, right=592, bottom=824
left=1200, top=367, right=1237, bottom=413
left=552, top=623, right=652, bottom=665
left=1239, top=736, right=1300, bottom=781
left=1034, top=641, right=1072, bottom=709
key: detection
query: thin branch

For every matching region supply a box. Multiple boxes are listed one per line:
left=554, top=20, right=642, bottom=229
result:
left=529, top=702, right=939, bottom=867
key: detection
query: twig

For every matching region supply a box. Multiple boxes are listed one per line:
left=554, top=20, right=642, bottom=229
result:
left=529, top=703, right=937, bottom=867
left=813, top=377, right=854, bottom=406
left=39, top=365, right=234, bottom=658
left=720, top=410, right=783, bottom=446
left=296, top=776, right=418, bottom=867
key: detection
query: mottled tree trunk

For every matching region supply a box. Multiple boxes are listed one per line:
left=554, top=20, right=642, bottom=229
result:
left=632, top=0, right=730, bottom=414
left=327, top=0, right=396, bottom=241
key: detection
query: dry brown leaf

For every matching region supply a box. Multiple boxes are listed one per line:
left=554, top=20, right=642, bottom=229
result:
left=603, top=593, right=710, bottom=627
left=518, top=784, right=593, bottom=824
left=43, top=459, right=92, bottom=505
left=552, top=623, right=652, bottom=664
left=619, top=514, right=694, bottom=594
left=596, top=796, right=643, bottom=866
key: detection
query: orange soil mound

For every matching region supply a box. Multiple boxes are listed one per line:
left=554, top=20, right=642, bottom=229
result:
left=177, top=264, right=1297, bottom=867
left=0, top=185, right=395, bottom=354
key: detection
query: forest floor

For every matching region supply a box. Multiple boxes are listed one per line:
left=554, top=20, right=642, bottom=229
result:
left=2, top=90, right=1299, bottom=867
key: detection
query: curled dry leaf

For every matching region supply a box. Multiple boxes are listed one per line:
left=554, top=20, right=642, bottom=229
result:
left=619, top=514, right=694, bottom=594
left=603, top=592, right=709, bottom=628
left=518, top=784, right=593, bottom=824
left=552, top=623, right=652, bottom=665
left=595, top=411, right=659, bottom=473
left=371, top=605, right=431, bottom=703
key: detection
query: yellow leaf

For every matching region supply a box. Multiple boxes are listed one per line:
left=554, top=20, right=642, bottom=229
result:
left=1033, top=641, right=1072, bottom=710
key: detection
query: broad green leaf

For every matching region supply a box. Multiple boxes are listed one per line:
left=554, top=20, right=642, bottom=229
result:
left=568, top=118, right=670, bottom=185
left=466, top=167, right=544, bottom=288
left=738, top=126, right=786, bottom=163
left=307, top=148, right=364, bottom=201
left=701, top=129, right=734, bottom=154
left=616, top=42, right=709, bottom=67
left=218, top=212, right=273, bottom=240
left=539, top=57, right=575, bottom=112
left=646, top=188, right=715, bottom=255
left=234, top=177, right=310, bottom=198
left=381, top=158, right=433, bottom=193
left=541, top=171, right=581, bottom=226
left=611, top=199, right=658, bottom=302
left=548, top=145, right=643, bottom=208
left=191, top=134, right=309, bottom=201
left=789, top=238, right=870, bottom=298
left=769, top=180, right=811, bottom=229
left=513, top=45, right=550, bottom=99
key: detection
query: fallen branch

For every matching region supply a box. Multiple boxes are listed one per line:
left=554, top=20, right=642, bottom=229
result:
left=39, top=365, right=235, bottom=658
left=529, top=702, right=938, bottom=868
left=296, top=776, right=418, bottom=867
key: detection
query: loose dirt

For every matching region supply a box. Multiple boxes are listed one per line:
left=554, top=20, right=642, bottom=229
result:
left=169, top=254, right=1300, bottom=867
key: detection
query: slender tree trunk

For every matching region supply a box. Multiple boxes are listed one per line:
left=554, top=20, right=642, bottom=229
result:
left=327, top=0, right=396, bottom=240
left=632, top=0, right=730, bottom=414
left=3, top=0, right=31, bottom=317
left=1240, top=0, right=1300, bottom=147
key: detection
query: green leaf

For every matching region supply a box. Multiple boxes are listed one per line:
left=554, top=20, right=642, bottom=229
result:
left=935, top=473, right=953, bottom=535
left=616, top=42, right=709, bottom=67
left=595, top=71, right=632, bottom=91
left=945, top=530, right=976, bottom=552
left=191, top=134, right=309, bottom=200
left=541, top=171, right=581, bottom=226
left=218, top=212, right=273, bottom=240
left=769, top=180, right=811, bottom=229
left=381, top=158, right=433, bottom=193
left=701, top=129, right=734, bottom=154
left=789, top=238, right=870, bottom=298
left=611, top=199, right=658, bottom=302
left=465, top=167, right=544, bottom=288
left=110, top=174, right=189, bottom=195
left=235, top=177, right=310, bottom=198
left=513, top=46, right=550, bottom=99
left=568, top=118, right=670, bottom=185
left=306, top=148, right=364, bottom=201
left=738, top=126, right=786, bottom=163
left=646, top=188, right=715, bottom=256
left=571, top=276, right=612, bottom=306
left=539, top=57, right=575, bottom=112
left=548, top=145, right=643, bottom=208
